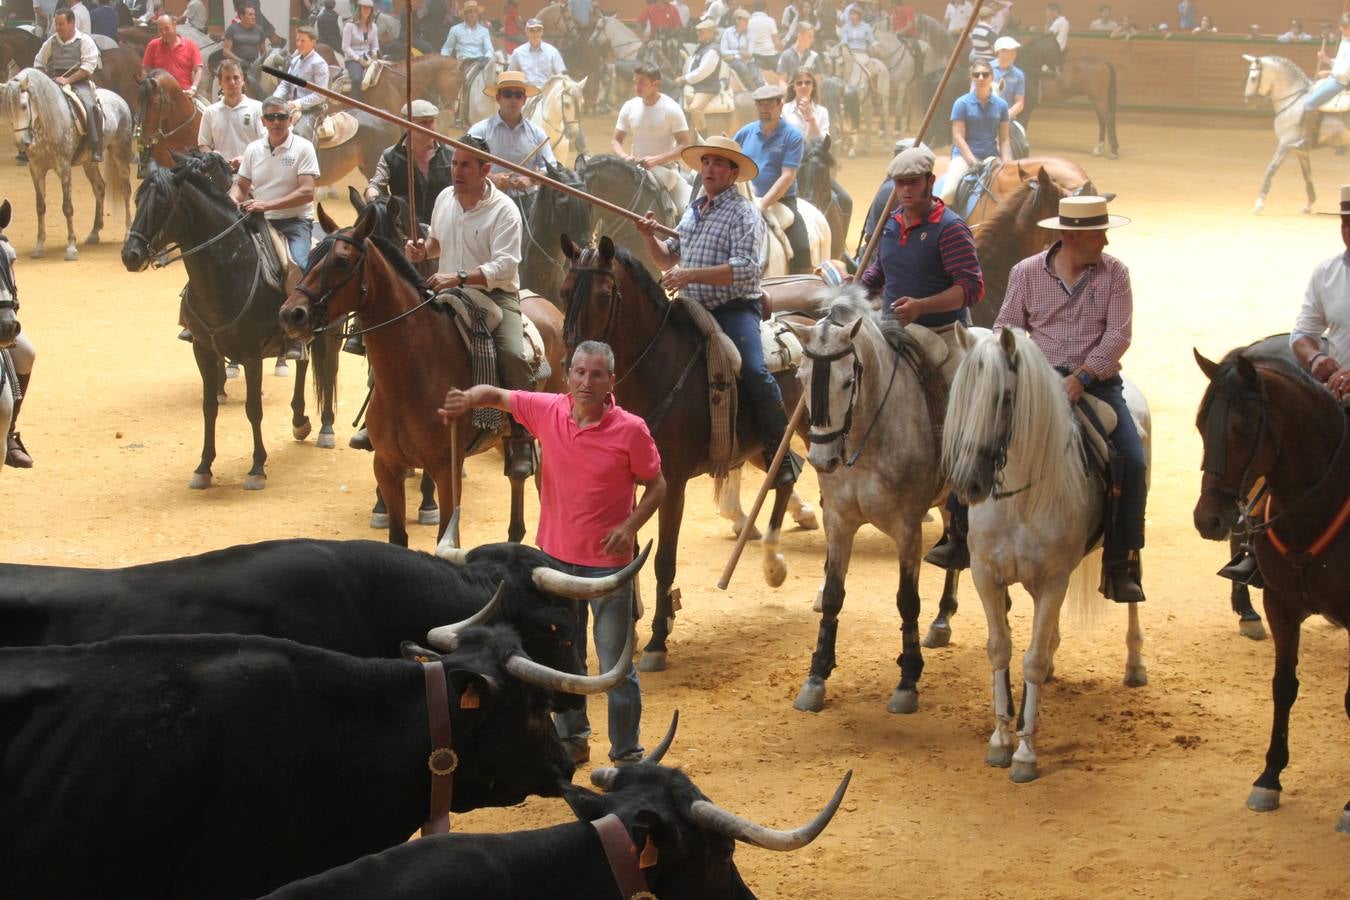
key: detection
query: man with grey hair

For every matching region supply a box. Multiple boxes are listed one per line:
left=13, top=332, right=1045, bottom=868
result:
left=438, top=340, right=666, bottom=767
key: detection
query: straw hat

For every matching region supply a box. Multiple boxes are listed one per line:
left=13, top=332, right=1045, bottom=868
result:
left=1319, top=184, right=1350, bottom=215
left=1037, top=196, right=1131, bottom=230
left=695, top=18, right=718, bottom=31
left=402, top=99, right=439, bottom=119
left=994, top=36, right=1020, bottom=51
left=484, top=70, right=540, bottom=98
left=680, top=135, right=759, bottom=183
left=886, top=144, right=935, bottom=178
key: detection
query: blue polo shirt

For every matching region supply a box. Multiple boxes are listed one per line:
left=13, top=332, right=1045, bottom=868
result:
left=733, top=119, right=805, bottom=200
left=992, top=62, right=1025, bottom=104
left=950, top=91, right=1009, bottom=160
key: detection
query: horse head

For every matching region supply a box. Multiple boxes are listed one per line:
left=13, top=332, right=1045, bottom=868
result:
left=122, top=152, right=232, bottom=271
left=788, top=284, right=871, bottom=474
left=797, top=137, right=837, bottom=208
left=559, top=233, right=618, bottom=349
left=1242, top=54, right=1269, bottom=105
left=281, top=204, right=380, bottom=340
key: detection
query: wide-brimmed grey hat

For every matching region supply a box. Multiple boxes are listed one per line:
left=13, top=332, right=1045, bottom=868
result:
left=886, top=144, right=935, bottom=178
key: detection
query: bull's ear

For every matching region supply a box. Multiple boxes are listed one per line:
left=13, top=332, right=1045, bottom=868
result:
left=561, top=782, right=610, bottom=821
left=447, top=670, right=498, bottom=710
left=629, top=810, right=666, bottom=869
left=399, top=640, right=439, bottom=662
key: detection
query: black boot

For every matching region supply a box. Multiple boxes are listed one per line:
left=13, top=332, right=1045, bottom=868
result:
left=1104, top=547, right=1145, bottom=603
left=924, top=527, right=969, bottom=570
left=88, top=101, right=103, bottom=163
left=348, top=427, right=373, bottom=451
left=1218, top=545, right=1265, bottom=589
left=504, top=419, right=536, bottom=479
left=178, top=328, right=194, bottom=343
left=5, top=373, right=32, bottom=468
left=343, top=332, right=366, bottom=356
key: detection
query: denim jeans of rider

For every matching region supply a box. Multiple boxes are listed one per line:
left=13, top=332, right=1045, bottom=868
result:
left=551, top=559, right=644, bottom=762
left=271, top=216, right=314, bottom=270
left=712, top=300, right=793, bottom=466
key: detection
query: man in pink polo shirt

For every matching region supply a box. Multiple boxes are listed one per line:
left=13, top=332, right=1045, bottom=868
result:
left=141, top=15, right=204, bottom=96
left=439, top=339, right=666, bottom=765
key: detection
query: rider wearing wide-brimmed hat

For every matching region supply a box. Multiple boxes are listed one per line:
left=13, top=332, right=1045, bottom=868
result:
left=635, top=136, right=802, bottom=489
left=467, top=70, right=555, bottom=198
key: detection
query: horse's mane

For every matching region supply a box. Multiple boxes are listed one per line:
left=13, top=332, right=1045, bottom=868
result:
left=975, top=177, right=1057, bottom=283
left=1262, top=56, right=1311, bottom=86
left=6, top=68, right=71, bottom=142
left=943, top=328, right=1088, bottom=520
left=370, top=232, right=428, bottom=287
left=612, top=244, right=670, bottom=310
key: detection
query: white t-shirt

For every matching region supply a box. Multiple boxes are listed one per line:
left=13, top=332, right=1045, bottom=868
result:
left=238, top=132, right=321, bottom=220
left=783, top=100, right=829, bottom=138
left=944, top=1, right=972, bottom=32
left=1048, top=15, right=1070, bottom=51
left=198, top=96, right=264, bottom=160
left=615, top=94, right=689, bottom=160
left=747, top=11, right=778, bottom=56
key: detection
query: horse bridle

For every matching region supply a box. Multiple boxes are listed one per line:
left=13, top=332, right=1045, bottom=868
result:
left=981, top=354, right=1037, bottom=500
left=125, top=171, right=251, bottom=269
left=295, top=231, right=437, bottom=337
left=1248, top=58, right=1307, bottom=118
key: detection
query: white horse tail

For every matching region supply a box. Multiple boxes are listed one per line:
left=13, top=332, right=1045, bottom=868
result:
left=1065, top=547, right=1107, bottom=632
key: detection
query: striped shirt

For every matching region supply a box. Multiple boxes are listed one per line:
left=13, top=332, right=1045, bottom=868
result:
left=994, top=243, right=1133, bottom=379
left=662, top=186, right=765, bottom=309
left=860, top=198, right=983, bottom=309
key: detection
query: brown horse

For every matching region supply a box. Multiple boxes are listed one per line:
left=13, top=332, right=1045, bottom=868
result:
left=559, top=234, right=801, bottom=672
left=94, top=46, right=142, bottom=110
left=969, top=167, right=1069, bottom=327
left=136, top=69, right=200, bottom=171
left=278, top=203, right=567, bottom=548
left=1192, top=348, right=1350, bottom=834
left=0, top=26, right=40, bottom=76
left=1015, top=33, right=1120, bottom=159
left=362, top=55, right=465, bottom=122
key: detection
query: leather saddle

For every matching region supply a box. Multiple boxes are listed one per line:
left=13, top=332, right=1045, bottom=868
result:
left=434, top=288, right=551, bottom=387
left=1318, top=90, right=1350, bottom=114
left=59, top=84, right=88, bottom=138
left=953, top=158, right=1002, bottom=220
left=254, top=221, right=303, bottom=296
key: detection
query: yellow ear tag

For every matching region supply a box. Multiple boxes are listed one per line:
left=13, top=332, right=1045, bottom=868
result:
left=459, top=683, right=481, bottom=710
left=639, top=836, right=659, bottom=869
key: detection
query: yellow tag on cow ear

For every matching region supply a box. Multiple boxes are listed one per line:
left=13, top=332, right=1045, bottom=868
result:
left=460, top=683, right=481, bottom=710
left=639, top=836, right=659, bottom=869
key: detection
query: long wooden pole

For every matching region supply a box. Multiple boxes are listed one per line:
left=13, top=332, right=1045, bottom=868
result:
left=716, top=0, right=989, bottom=591
left=263, top=65, right=679, bottom=237
left=404, top=0, right=416, bottom=236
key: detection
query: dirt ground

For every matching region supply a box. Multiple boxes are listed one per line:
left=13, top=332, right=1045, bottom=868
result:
left=2, top=106, right=1347, bottom=896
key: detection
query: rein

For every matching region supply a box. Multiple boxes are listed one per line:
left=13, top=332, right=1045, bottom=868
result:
left=296, top=232, right=438, bottom=338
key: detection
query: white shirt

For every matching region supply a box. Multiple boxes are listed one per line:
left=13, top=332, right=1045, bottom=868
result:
left=684, top=42, right=721, bottom=86
left=615, top=94, right=688, bottom=160
left=238, top=132, right=321, bottom=220
left=944, top=1, right=972, bottom=32
left=428, top=180, right=522, bottom=292
left=69, top=1, right=91, bottom=35
left=1048, top=14, right=1070, bottom=51
left=508, top=41, right=567, bottom=87
left=1333, top=38, right=1350, bottom=81
left=719, top=25, right=747, bottom=59
left=34, top=29, right=99, bottom=76
left=1293, top=251, right=1350, bottom=367
left=675, top=1, right=690, bottom=26
left=181, top=0, right=207, bottom=31
left=198, top=95, right=264, bottom=160
left=783, top=99, right=829, bottom=138
left=746, top=10, right=778, bottom=56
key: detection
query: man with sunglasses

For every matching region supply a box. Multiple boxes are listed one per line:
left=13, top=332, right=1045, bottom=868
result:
left=467, top=71, right=554, bottom=202
left=935, top=60, right=1010, bottom=207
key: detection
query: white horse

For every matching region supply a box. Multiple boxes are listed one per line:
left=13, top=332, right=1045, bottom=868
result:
left=943, top=326, right=1149, bottom=783
left=1244, top=54, right=1350, bottom=214
left=872, top=31, right=929, bottom=134
left=787, top=287, right=961, bottom=714
left=524, top=73, right=588, bottom=164
left=0, top=68, right=132, bottom=260
left=823, top=42, right=889, bottom=147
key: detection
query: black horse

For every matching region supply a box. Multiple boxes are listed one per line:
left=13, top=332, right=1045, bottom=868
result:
left=797, top=136, right=851, bottom=260
left=121, top=152, right=339, bottom=490
left=575, top=154, right=681, bottom=268
left=521, top=161, right=593, bottom=307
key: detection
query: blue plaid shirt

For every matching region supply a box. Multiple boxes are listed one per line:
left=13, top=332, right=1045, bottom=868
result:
left=663, top=187, right=765, bottom=309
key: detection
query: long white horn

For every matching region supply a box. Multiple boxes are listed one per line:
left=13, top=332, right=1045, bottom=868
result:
left=531, top=540, right=652, bottom=600
left=436, top=543, right=470, bottom=565
left=686, top=771, right=853, bottom=852
left=641, top=709, right=679, bottom=765
left=504, top=615, right=634, bottom=695
left=425, top=583, right=505, bottom=650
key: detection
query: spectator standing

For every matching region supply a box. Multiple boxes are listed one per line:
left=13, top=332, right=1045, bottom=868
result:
left=1177, top=1, right=1196, bottom=32
left=1089, top=5, right=1117, bottom=31
left=1110, top=15, right=1137, bottom=39
left=220, top=5, right=270, bottom=96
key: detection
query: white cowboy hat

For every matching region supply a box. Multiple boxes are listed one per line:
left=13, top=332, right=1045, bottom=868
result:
left=402, top=99, right=439, bottom=118
left=1037, top=195, right=1131, bottom=230
left=483, top=70, right=540, bottom=98
left=994, top=36, right=1020, bottom=51
left=1319, top=184, right=1350, bottom=215
left=680, top=135, right=759, bottom=183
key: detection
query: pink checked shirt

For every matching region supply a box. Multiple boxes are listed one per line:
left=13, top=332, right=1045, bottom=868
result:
left=993, top=243, right=1133, bottom=379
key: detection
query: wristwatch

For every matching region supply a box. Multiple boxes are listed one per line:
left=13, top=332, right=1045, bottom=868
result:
left=1076, top=370, right=1095, bottom=387
left=456, top=270, right=467, bottom=288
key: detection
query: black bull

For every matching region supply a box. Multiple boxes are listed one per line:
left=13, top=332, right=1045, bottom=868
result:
left=0, top=538, right=649, bottom=702
left=0, top=627, right=606, bottom=899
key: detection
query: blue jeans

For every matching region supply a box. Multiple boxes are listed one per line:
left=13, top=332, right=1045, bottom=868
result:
left=271, top=216, right=313, bottom=270
left=551, top=559, right=643, bottom=762
left=1088, top=377, right=1147, bottom=550
left=1304, top=76, right=1346, bottom=111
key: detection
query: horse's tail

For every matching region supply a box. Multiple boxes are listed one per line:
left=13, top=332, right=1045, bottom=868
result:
left=102, top=105, right=131, bottom=225
left=1066, top=547, right=1107, bottom=631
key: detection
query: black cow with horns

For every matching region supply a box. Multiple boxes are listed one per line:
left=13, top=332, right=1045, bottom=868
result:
left=0, top=538, right=651, bottom=695
left=263, top=713, right=853, bottom=899
left=0, top=625, right=635, bottom=898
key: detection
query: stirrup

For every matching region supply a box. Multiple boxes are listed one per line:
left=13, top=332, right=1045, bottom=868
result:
left=923, top=531, right=969, bottom=570
left=5, top=431, right=32, bottom=468
left=504, top=435, right=536, bottom=479
left=1217, top=545, right=1265, bottom=589
left=1104, top=550, right=1145, bottom=603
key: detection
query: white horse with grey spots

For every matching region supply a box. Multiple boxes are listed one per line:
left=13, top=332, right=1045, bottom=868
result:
left=944, top=326, right=1149, bottom=783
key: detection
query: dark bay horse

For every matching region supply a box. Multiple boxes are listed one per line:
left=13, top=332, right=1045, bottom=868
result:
left=1014, top=33, right=1120, bottom=159
left=1192, top=349, right=1350, bottom=834
left=121, top=152, right=339, bottom=490
left=278, top=203, right=568, bottom=548
left=575, top=154, right=681, bottom=265
left=136, top=68, right=200, bottom=172
left=797, top=136, right=850, bottom=260
left=560, top=235, right=801, bottom=671
left=93, top=45, right=142, bottom=110
left=521, top=160, right=592, bottom=306
left=0, top=27, right=40, bottom=76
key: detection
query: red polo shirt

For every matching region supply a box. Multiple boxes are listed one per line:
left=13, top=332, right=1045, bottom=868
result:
left=142, top=36, right=203, bottom=91
left=510, top=391, right=662, bottom=567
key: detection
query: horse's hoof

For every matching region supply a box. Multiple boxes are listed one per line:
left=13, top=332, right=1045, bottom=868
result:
left=293, top=419, right=312, bottom=441
left=1239, top=617, right=1267, bottom=641
left=63, top=246, right=78, bottom=261
left=793, top=677, right=827, bottom=712
left=1336, top=809, right=1350, bottom=834
left=29, top=248, right=43, bottom=259
left=921, top=622, right=951, bottom=648
left=1302, top=206, right=1313, bottom=215
left=188, top=472, right=211, bottom=489
left=734, top=520, right=762, bottom=541
left=638, top=650, right=668, bottom=673
left=216, top=391, right=227, bottom=405
left=1090, top=147, right=1103, bottom=157
left=1123, top=666, right=1148, bottom=688
left=370, top=512, right=390, bottom=529
left=84, top=233, right=100, bottom=245
left=418, top=507, right=440, bottom=526
left=763, top=554, right=787, bottom=588
left=243, top=474, right=267, bottom=491
left=1010, top=760, right=1040, bottom=783
left=887, top=688, right=919, bottom=715
left=986, top=744, right=1013, bottom=768
left=1253, top=202, right=1265, bottom=215
left=316, top=429, right=336, bottom=450
left=793, top=506, right=819, bottom=530
left=1247, top=786, right=1281, bottom=812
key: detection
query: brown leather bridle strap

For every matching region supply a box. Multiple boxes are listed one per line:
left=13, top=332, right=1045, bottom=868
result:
left=590, top=814, right=655, bottom=900
left=422, top=660, right=458, bottom=835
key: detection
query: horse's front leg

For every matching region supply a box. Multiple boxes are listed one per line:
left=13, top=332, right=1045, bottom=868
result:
left=1124, top=602, right=1148, bottom=687
left=1247, top=589, right=1301, bottom=814
left=795, top=509, right=858, bottom=712
left=760, top=481, right=794, bottom=587
left=290, top=356, right=313, bottom=441
left=314, top=332, right=339, bottom=448
left=888, top=525, right=926, bottom=714
left=507, top=470, right=527, bottom=543
left=188, top=341, right=221, bottom=489
left=58, top=165, right=77, bottom=260
left=82, top=159, right=105, bottom=244
left=972, top=564, right=1015, bottom=768
left=1296, top=149, right=1316, bottom=214
left=242, top=357, right=267, bottom=489
left=28, top=165, right=46, bottom=258
left=714, top=467, right=759, bottom=539
left=1011, top=573, right=1071, bottom=783
left=1254, top=145, right=1290, bottom=214
left=374, top=451, right=410, bottom=547
left=639, top=476, right=684, bottom=672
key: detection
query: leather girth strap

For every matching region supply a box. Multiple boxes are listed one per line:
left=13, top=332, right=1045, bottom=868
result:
left=590, top=814, right=655, bottom=900
left=422, top=660, right=458, bottom=835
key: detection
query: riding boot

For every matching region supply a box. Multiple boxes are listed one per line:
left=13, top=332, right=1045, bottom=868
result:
left=1217, top=544, right=1265, bottom=589
left=88, top=99, right=103, bottom=163
left=923, top=494, right=969, bottom=569
left=348, top=426, right=373, bottom=451
left=1103, top=546, right=1145, bottom=603
left=504, top=418, right=536, bottom=479
left=5, top=373, right=32, bottom=468
left=343, top=331, right=366, bottom=356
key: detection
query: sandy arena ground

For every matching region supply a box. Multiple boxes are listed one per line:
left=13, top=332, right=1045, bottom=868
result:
left=2, top=106, right=1347, bottom=896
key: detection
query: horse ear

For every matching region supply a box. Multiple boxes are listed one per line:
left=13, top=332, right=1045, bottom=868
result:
left=1036, top=166, right=1052, bottom=190
left=1235, top=355, right=1260, bottom=387
left=998, top=325, right=1018, bottom=360
left=348, top=185, right=366, bottom=213
left=847, top=317, right=863, bottom=340
left=352, top=204, right=378, bottom=241
left=1193, top=348, right=1221, bottom=381
left=317, top=204, right=341, bottom=236
left=560, top=233, right=579, bottom=260
left=954, top=322, right=974, bottom=351
left=598, top=235, right=615, bottom=264
left=787, top=321, right=812, bottom=346
left=0, top=200, right=10, bottom=231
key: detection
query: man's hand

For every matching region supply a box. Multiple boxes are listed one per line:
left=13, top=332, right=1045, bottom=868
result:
left=1328, top=366, right=1350, bottom=401
left=1311, top=354, right=1340, bottom=383
left=54, top=76, right=68, bottom=86
left=890, top=295, right=923, bottom=326
left=405, top=238, right=428, bottom=262
left=754, top=196, right=768, bottom=212
left=489, top=172, right=512, bottom=189
left=426, top=272, right=458, bottom=292
left=229, top=155, right=244, bottom=171
left=508, top=173, right=534, bottom=191
left=438, top=387, right=472, bottom=424
left=660, top=265, right=696, bottom=292
left=238, top=197, right=266, bottom=213
left=1063, top=373, right=1085, bottom=403
left=185, top=86, right=196, bottom=98
left=634, top=209, right=661, bottom=238
left=601, top=522, right=637, bottom=558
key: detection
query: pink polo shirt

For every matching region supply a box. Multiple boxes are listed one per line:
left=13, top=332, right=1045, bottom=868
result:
left=510, top=391, right=662, bottom=568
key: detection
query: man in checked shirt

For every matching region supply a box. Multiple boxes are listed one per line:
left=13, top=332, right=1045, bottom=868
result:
left=933, top=195, right=1147, bottom=603
left=634, top=135, right=802, bottom=488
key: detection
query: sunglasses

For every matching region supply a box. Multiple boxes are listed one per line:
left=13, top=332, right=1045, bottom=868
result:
left=498, top=89, right=526, bottom=99
left=262, top=112, right=290, bottom=121
left=972, top=72, right=993, bottom=79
